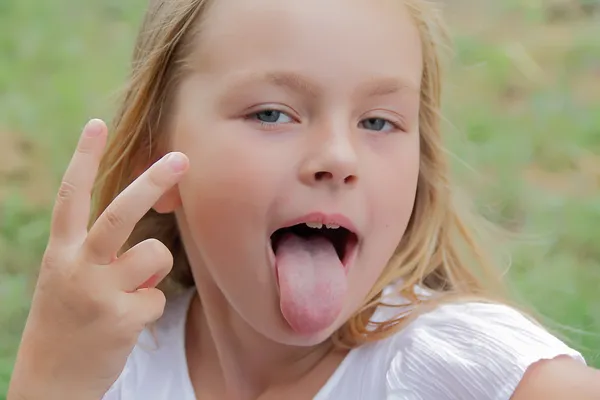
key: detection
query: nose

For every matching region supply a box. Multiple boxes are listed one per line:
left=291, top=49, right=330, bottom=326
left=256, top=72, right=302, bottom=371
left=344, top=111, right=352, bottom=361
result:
left=299, top=132, right=359, bottom=188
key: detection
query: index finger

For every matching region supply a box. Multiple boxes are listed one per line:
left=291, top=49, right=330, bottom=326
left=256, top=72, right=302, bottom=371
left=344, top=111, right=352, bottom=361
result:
left=83, top=152, right=189, bottom=265
left=50, top=119, right=107, bottom=244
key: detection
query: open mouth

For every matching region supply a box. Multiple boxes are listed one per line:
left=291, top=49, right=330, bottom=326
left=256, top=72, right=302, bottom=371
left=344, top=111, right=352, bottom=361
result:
left=270, top=223, right=358, bottom=266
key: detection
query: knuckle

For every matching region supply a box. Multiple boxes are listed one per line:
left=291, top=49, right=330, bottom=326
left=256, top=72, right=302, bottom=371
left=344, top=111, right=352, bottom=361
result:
left=40, top=246, right=77, bottom=278
left=55, top=180, right=77, bottom=205
left=92, top=293, right=131, bottom=326
left=104, top=206, right=125, bottom=230
left=126, top=291, right=166, bottom=330
left=41, top=247, right=62, bottom=270
left=108, top=298, right=132, bottom=321
left=76, top=137, right=95, bottom=155
left=148, top=290, right=167, bottom=320
left=131, top=290, right=166, bottom=326
left=147, top=167, right=168, bottom=190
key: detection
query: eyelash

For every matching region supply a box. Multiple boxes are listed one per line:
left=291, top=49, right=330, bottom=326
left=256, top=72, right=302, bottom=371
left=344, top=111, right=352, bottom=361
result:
left=361, top=109, right=407, bottom=133
left=245, top=108, right=405, bottom=133
left=358, top=117, right=403, bottom=133
left=245, top=109, right=296, bottom=130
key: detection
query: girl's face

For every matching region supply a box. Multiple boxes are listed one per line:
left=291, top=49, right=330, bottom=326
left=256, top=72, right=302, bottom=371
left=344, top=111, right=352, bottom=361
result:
left=164, top=0, right=422, bottom=345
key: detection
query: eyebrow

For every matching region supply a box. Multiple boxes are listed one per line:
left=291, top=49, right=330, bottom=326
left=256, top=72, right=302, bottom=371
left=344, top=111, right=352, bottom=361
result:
left=225, top=71, right=418, bottom=99
left=263, top=71, right=320, bottom=98
left=356, top=77, right=417, bottom=98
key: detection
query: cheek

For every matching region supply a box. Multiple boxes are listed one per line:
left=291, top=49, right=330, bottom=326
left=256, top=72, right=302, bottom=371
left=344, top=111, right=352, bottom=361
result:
left=174, top=119, right=278, bottom=201
left=343, top=139, right=419, bottom=316
left=379, top=156, right=419, bottom=229
left=370, top=134, right=419, bottom=220
left=364, top=137, right=420, bottom=266
left=172, top=123, right=279, bottom=253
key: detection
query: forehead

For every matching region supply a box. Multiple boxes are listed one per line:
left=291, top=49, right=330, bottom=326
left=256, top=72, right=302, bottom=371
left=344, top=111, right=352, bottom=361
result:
left=191, top=0, right=423, bottom=89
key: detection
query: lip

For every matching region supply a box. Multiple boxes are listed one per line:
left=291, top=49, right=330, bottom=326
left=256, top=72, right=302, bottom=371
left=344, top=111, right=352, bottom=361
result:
left=269, top=211, right=360, bottom=270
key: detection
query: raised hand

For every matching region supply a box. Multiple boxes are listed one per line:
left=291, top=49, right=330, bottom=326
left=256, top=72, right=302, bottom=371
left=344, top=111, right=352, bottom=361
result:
left=8, top=119, right=189, bottom=400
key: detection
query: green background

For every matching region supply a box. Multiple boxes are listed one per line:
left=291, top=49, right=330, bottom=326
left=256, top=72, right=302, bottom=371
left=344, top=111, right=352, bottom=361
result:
left=1, top=0, right=599, bottom=396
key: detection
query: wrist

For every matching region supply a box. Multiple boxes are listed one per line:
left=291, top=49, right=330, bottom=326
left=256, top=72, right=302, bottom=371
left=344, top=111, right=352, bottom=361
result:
left=8, top=382, right=100, bottom=400
left=8, top=366, right=101, bottom=400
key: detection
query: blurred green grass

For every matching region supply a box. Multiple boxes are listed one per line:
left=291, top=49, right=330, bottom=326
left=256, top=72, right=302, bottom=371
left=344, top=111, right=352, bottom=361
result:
left=1, top=0, right=599, bottom=396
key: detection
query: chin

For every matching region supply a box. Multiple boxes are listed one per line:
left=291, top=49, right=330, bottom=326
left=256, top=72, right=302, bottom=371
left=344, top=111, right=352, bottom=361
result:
left=274, top=330, right=335, bottom=348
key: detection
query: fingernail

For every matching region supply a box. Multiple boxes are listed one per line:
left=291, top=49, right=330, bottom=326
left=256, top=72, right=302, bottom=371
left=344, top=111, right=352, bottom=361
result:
left=167, top=152, right=187, bottom=173
left=85, top=119, right=104, bottom=137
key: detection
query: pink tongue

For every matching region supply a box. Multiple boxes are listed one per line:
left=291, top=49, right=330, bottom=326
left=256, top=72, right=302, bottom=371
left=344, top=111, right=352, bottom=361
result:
left=275, top=233, right=347, bottom=335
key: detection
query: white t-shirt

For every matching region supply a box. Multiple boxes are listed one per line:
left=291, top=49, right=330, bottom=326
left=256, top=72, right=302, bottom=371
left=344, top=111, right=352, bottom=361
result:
left=103, top=287, right=585, bottom=399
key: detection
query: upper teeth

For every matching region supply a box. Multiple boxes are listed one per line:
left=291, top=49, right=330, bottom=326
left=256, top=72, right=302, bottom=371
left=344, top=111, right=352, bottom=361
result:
left=304, top=222, right=340, bottom=229
left=305, top=222, right=323, bottom=229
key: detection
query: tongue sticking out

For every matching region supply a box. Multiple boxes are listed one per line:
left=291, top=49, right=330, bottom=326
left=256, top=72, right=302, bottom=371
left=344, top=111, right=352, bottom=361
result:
left=275, top=233, right=348, bottom=335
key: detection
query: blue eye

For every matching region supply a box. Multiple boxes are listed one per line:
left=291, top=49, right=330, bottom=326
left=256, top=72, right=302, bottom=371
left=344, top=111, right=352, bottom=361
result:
left=359, top=118, right=394, bottom=132
left=253, top=110, right=293, bottom=124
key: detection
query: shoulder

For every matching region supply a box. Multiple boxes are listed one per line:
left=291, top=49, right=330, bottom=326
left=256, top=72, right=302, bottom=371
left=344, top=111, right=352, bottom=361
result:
left=511, top=354, right=600, bottom=400
left=102, top=289, right=196, bottom=400
left=383, top=301, right=587, bottom=400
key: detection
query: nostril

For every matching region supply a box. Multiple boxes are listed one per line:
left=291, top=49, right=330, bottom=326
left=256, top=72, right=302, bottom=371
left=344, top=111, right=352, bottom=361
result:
left=344, top=175, right=357, bottom=185
left=314, top=171, right=332, bottom=181
left=314, top=171, right=357, bottom=184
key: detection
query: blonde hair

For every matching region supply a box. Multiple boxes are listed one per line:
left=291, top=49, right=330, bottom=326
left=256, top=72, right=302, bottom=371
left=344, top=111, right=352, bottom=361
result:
left=92, top=0, right=511, bottom=349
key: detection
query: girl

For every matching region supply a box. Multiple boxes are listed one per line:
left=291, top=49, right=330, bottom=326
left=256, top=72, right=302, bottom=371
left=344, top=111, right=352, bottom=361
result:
left=8, top=0, right=600, bottom=399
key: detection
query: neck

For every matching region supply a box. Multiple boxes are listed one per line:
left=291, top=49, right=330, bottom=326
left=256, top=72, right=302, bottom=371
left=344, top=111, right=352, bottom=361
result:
left=186, top=281, right=336, bottom=399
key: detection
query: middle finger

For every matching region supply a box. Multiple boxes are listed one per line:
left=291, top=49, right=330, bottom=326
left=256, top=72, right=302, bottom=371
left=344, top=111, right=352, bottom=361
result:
left=83, top=152, right=188, bottom=264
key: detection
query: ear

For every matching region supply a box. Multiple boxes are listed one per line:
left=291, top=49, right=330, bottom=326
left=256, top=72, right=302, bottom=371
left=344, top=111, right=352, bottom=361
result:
left=133, top=159, right=183, bottom=214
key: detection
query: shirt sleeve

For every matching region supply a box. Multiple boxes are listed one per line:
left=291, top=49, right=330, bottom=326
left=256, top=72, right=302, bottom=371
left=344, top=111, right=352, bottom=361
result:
left=385, top=302, right=586, bottom=400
